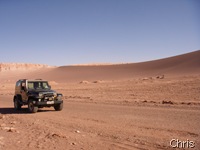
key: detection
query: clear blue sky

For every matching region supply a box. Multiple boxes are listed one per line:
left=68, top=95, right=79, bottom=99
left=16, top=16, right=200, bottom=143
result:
left=0, top=0, right=199, bottom=66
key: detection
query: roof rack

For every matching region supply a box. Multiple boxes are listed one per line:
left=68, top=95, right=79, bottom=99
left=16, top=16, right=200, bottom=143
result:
left=19, top=79, right=27, bottom=81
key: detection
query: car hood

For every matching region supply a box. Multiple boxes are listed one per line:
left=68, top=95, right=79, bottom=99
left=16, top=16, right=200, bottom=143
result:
left=28, top=89, right=56, bottom=95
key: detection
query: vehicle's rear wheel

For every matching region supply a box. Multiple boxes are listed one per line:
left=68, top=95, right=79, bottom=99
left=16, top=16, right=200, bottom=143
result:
left=54, top=103, right=63, bottom=111
left=28, top=100, right=38, bottom=113
left=14, top=97, right=22, bottom=110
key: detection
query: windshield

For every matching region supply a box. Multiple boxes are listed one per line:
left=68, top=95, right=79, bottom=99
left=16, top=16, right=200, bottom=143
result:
left=28, top=81, right=50, bottom=90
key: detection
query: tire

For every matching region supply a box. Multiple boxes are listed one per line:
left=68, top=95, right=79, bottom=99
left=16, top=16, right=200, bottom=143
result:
left=28, top=100, right=38, bottom=113
left=14, top=97, right=22, bottom=110
left=54, top=103, right=63, bottom=111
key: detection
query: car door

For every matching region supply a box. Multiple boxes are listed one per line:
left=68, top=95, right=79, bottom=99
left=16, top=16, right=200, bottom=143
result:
left=21, top=81, right=28, bottom=102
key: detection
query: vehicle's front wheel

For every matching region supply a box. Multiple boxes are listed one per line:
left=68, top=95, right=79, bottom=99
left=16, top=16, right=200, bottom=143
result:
left=14, top=97, right=22, bottom=110
left=54, top=103, right=63, bottom=111
left=28, top=100, right=38, bottom=113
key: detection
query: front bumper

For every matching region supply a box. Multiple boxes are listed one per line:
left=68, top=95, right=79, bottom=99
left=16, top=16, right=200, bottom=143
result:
left=33, top=100, right=63, bottom=107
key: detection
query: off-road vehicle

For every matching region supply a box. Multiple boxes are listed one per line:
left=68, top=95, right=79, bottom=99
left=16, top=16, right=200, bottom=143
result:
left=13, top=79, right=63, bottom=113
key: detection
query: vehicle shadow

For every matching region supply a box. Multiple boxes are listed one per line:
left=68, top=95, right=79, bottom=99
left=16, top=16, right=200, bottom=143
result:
left=0, top=108, right=55, bottom=114
left=0, top=108, right=28, bottom=114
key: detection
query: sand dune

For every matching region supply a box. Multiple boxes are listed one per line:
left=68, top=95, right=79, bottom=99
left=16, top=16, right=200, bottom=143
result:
left=39, top=50, right=200, bottom=82
left=0, top=50, right=199, bottom=82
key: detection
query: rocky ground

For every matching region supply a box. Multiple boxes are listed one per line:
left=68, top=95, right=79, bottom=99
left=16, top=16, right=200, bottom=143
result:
left=0, top=75, right=200, bottom=150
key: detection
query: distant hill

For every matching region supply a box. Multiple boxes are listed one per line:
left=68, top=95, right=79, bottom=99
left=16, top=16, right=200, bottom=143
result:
left=0, top=50, right=199, bottom=82
left=39, top=50, right=200, bottom=82
left=0, top=63, right=49, bottom=72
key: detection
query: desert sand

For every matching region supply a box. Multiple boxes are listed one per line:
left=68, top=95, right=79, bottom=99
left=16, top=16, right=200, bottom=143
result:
left=0, top=50, right=200, bottom=149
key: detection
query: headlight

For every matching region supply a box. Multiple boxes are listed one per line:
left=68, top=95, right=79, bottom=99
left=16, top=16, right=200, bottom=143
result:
left=53, top=93, right=57, bottom=97
left=57, top=94, right=62, bottom=100
left=39, top=93, right=43, bottom=97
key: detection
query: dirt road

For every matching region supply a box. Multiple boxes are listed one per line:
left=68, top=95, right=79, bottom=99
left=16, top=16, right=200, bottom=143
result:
left=0, top=95, right=199, bottom=150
